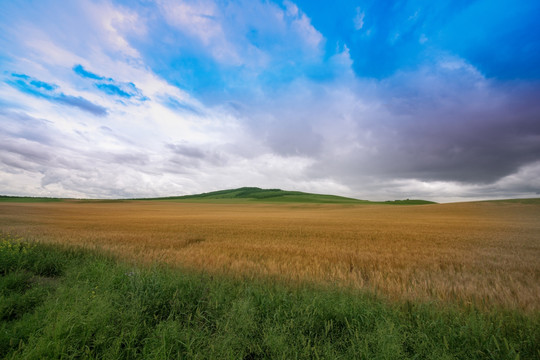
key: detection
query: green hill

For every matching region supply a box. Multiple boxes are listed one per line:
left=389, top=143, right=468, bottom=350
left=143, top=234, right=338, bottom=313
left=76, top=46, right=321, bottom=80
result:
left=142, top=187, right=365, bottom=203
left=143, top=187, right=436, bottom=205
left=0, top=188, right=438, bottom=205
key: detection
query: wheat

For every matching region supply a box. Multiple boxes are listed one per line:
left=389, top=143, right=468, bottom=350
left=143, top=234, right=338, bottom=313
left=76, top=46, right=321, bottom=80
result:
left=1, top=201, right=539, bottom=310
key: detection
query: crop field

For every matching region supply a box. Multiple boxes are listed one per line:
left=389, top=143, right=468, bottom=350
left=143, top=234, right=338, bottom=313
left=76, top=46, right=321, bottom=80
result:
left=1, top=199, right=539, bottom=311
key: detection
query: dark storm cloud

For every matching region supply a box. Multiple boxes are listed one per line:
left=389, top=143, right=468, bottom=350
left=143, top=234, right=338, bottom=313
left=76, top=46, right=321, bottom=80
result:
left=6, top=73, right=108, bottom=116
left=301, top=64, right=540, bottom=190
left=372, top=76, right=540, bottom=183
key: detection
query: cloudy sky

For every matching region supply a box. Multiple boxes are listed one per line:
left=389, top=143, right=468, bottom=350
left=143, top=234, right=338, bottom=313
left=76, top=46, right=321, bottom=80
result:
left=1, top=0, right=539, bottom=202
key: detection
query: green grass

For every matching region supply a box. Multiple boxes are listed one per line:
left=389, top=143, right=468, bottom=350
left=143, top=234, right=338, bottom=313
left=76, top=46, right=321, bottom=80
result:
left=0, top=234, right=538, bottom=359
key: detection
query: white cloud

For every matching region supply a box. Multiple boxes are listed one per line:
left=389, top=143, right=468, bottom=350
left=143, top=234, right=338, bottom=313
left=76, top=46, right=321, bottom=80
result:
left=155, top=0, right=323, bottom=67
left=161, top=0, right=222, bottom=43
left=283, top=0, right=299, bottom=17
left=157, top=0, right=243, bottom=65
left=284, top=1, right=323, bottom=54
left=22, top=33, right=87, bottom=69
left=83, top=0, right=145, bottom=59
left=494, top=161, right=540, bottom=195
left=0, top=19, right=327, bottom=199
left=354, top=7, right=365, bottom=30
left=329, top=44, right=354, bottom=77
left=291, top=12, right=323, bottom=50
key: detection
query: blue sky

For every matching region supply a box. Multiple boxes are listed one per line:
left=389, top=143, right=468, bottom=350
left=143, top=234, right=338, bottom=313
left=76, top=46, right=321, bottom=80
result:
left=0, top=0, right=539, bottom=201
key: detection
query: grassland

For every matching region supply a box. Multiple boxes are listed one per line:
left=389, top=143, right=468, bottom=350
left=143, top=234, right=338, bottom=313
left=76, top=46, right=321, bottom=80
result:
left=1, top=235, right=539, bottom=359
left=0, top=199, right=539, bottom=311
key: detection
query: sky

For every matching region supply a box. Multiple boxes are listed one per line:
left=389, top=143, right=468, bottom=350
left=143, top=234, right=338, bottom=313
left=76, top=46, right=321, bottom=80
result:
left=1, top=0, right=539, bottom=202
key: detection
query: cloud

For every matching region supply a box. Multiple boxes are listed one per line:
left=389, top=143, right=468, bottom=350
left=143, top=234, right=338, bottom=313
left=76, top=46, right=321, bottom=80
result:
left=96, top=83, right=133, bottom=98
left=73, top=64, right=147, bottom=101
left=168, top=143, right=207, bottom=159
left=223, top=53, right=540, bottom=200
left=150, top=0, right=324, bottom=86
left=166, top=142, right=227, bottom=170
left=0, top=110, right=55, bottom=145
left=157, top=0, right=241, bottom=65
left=55, top=94, right=108, bottom=116
left=160, top=96, right=202, bottom=115
left=0, top=0, right=538, bottom=202
left=368, top=59, right=540, bottom=184
left=6, top=73, right=108, bottom=116
left=354, top=7, right=365, bottom=30
left=73, top=64, right=104, bottom=80
left=495, top=161, right=540, bottom=195
left=81, top=0, right=145, bottom=59
left=284, top=0, right=323, bottom=51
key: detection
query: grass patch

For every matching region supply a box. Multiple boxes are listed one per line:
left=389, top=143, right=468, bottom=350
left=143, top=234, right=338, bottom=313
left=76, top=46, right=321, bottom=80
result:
left=0, top=235, right=538, bottom=359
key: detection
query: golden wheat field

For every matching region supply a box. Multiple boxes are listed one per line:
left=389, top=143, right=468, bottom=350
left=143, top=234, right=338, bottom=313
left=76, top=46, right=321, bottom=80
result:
left=1, top=200, right=539, bottom=310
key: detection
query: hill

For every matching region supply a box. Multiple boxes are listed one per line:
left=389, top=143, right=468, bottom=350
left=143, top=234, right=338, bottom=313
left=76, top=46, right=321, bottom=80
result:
left=0, top=188, right=438, bottom=204
left=142, top=187, right=437, bottom=204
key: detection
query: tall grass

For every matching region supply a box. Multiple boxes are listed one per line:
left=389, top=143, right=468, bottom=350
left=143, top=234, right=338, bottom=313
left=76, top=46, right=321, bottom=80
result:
left=1, top=235, right=539, bottom=359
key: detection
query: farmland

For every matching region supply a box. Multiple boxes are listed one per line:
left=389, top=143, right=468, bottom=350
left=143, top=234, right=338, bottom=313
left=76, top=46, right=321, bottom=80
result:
left=1, top=197, right=540, bottom=359
left=1, top=198, right=539, bottom=311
